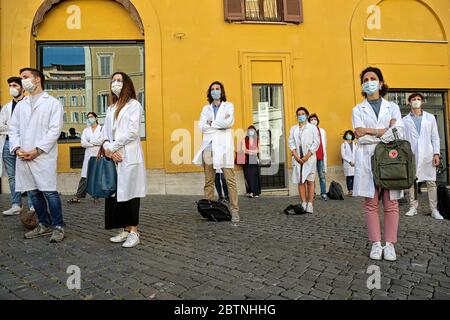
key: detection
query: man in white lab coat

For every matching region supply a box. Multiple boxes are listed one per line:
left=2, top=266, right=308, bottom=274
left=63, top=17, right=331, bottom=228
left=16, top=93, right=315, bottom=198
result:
left=0, top=77, right=34, bottom=216
left=193, top=81, right=239, bottom=223
left=403, top=93, right=444, bottom=220
left=9, top=68, right=65, bottom=242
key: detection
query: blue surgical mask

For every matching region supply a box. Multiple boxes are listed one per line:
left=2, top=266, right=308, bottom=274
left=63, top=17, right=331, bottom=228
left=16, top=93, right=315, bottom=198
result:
left=346, top=135, right=353, bottom=141
left=363, top=80, right=380, bottom=96
left=298, top=115, right=307, bottom=123
left=248, top=130, right=256, bottom=136
left=211, top=89, right=221, bottom=100
left=87, top=118, right=96, bottom=126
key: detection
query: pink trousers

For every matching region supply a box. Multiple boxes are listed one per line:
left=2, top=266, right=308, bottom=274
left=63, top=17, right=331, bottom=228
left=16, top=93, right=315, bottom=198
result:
left=364, top=188, right=399, bottom=243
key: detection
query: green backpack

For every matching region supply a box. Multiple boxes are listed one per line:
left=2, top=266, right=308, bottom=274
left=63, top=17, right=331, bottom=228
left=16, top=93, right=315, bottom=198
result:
left=371, top=128, right=416, bottom=190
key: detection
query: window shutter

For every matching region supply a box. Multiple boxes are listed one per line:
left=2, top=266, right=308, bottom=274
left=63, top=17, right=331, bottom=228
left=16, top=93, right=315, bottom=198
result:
left=283, top=0, right=303, bottom=24
left=224, top=0, right=245, bottom=22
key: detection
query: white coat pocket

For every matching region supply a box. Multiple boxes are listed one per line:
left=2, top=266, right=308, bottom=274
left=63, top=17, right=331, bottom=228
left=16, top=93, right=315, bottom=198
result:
left=124, top=141, right=141, bottom=165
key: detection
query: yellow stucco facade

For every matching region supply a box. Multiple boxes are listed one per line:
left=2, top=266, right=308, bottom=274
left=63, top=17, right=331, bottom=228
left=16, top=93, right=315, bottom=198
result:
left=1, top=0, right=449, bottom=195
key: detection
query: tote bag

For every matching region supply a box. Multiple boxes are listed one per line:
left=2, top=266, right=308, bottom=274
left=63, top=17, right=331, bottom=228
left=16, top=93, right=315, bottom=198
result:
left=86, top=144, right=117, bottom=198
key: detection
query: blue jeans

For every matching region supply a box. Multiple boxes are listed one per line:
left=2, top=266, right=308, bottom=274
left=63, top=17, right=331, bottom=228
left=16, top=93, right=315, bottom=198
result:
left=29, top=190, right=64, bottom=228
left=2, top=139, right=33, bottom=208
left=316, top=159, right=327, bottom=195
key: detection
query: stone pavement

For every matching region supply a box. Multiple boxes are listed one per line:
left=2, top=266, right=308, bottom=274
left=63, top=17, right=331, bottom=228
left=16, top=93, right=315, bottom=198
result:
left=0, top=193, right=449, bottom=300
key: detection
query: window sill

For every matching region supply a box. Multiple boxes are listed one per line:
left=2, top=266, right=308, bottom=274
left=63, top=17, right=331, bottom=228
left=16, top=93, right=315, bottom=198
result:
left=230, top=21, right=291, bottom=26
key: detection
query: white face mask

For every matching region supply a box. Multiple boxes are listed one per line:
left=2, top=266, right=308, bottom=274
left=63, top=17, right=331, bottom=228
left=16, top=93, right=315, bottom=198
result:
left=111, top=81, right=123, bottom=97
left=22, top=78, right=37, bottom=93
left=411, top=100, right=422, bottom=109
left=9, top=87, right=20, bottom=98
left=310, top=119, right=318, bottom=126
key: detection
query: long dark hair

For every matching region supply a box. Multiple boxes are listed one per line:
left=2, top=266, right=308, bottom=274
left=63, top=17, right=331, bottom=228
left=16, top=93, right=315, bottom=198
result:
left=110, top=72, right=137, bottom=119
left=245, top=125, right=259, bottom=146
left=206, top=81, right=227, bottom=104
left=360, top=67, right=389, bottom=98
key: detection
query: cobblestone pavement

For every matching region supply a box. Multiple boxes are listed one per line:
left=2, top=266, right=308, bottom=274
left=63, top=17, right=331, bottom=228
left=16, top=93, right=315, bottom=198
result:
left=0, top=193, right=449, bottom=300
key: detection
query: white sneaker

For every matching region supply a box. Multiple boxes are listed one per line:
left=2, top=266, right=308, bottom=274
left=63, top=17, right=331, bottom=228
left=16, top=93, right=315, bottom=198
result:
left=301, top=202, right=307, bottom=211
left=122, top=231, right=140, bottom=248
left=109, top=229, right=129, bottom=243
left=369, top=242, right=383, bottom=260
left=383, top=242, right=397, bottom=261
left=431, top=209, right=444, bottom=220
left=405, top=207, right=418, bottom=217
left=306, top=202, right=313, bottom=214
left=3, top=204, right=22, bottom=216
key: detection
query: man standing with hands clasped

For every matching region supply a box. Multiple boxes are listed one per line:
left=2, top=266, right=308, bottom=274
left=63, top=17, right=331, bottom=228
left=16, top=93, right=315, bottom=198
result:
left=403, top=93, right=444, bottom=220
left=9, top=67, right=65, bottom=242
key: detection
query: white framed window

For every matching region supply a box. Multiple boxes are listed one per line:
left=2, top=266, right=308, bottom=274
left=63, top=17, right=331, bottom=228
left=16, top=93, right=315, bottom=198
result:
left=97, top=53, right=114, bottom=76
left=70, top=95, right=78, bottom=107
left=63, top=112, right=67, bottom=122
left=81, top=112, right=87, bottom=123
left=97, top=93, right=109, bottom=115
left=71, top=112, right=79, bottom=123
left=58, top=96, right=66, bottom=107
left=80, top=95, right=86, bottom=106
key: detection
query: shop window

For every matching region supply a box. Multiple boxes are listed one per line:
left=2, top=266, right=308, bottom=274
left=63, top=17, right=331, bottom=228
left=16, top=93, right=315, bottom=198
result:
left=388, top=90, right=448, bottom=184
left=38, top=42, right=146, bottom=139
left=224, top=0, right=303, bottom=24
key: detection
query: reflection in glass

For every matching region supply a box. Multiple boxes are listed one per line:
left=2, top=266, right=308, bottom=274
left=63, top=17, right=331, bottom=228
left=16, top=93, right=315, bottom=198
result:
left=39, top=44, right=146, bottom=139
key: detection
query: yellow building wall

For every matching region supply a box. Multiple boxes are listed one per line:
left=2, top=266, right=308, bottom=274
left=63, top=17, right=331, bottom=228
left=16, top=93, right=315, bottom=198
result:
left=1, top=0, right=449, bottom=178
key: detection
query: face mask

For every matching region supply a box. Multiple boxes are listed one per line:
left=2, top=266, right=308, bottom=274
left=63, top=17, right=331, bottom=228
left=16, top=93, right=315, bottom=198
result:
left=310, top=119, right=318, bottom=126
left=111, top=81, right=123, bottom=97
left=362, top=80, right=380, bottom=96
left=248, top=130, right=256, bottom=136
left=22, top=78, right=36, bottom=93
left=87, top=118, right=96, bottom=126
left=9, top=87, right=20, bottom=98
left=346, top=135, right=353, bottom=141
left=298, top=115, right=307, bottom=123
left=411, top=100, right=422, bottom=109
left=211, top=89, right=221, bottom=100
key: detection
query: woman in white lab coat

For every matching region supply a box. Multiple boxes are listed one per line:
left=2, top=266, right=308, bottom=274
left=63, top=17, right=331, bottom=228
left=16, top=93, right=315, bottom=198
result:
left=68, top=112, right=102, bottom=204
left=352, top=67, right=405, bottom=262
left=340, top=130, right=356, bottom=196
left=288, top=107, right=320, bottom=214
left=102, top=72, right=146, bottom=249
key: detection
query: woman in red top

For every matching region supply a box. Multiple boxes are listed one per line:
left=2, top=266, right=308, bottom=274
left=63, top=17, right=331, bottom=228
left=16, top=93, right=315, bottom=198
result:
left=241, top=125, right=262, bottom=198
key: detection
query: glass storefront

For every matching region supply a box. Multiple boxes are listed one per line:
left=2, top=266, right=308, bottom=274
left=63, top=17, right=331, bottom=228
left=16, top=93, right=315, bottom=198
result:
left=252, top=84, right=286, bottom=189
left=387, top=90, right=448, bottom=184
left=37, top=42, right=146, bottom=140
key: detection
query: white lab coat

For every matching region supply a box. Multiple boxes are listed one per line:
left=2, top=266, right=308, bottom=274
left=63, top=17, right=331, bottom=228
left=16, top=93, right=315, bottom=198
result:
left=288, top=123, right=320, bottom=184
left=317, top=127, right=327, bottom=172
left=8, top=93, right=63, bottom=192
left=403, top=111, right=440, bottom=182
left=80, top=125, right=103, bottom=178
left=192, top=102, right=235, bottom=170
left=0, top=102, right=13, bottom=176
left=352, top=98, right=405, bottom=200
left=341, top=141, right=356, bottom=177
left=102, top=99, right=147, bottom=202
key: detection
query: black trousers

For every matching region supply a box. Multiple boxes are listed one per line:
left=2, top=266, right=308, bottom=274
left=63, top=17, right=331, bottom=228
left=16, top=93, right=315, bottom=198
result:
left=346, top=176, right=354, bottom=192
left=105, top=197, right=140, bottom=230
left=75, top=177, right=87, bottom=198
left=243, top=164, right=261, bottom=196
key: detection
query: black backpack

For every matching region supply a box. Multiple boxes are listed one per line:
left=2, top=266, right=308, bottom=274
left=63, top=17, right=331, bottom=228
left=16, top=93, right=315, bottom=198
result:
left=327, top=181, right=345, bottom=200
left=437, top=184, right=450, bottom=220
left=284, top=204, right=307, bottom=215
left=196, top=199, right=231, bottom=222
